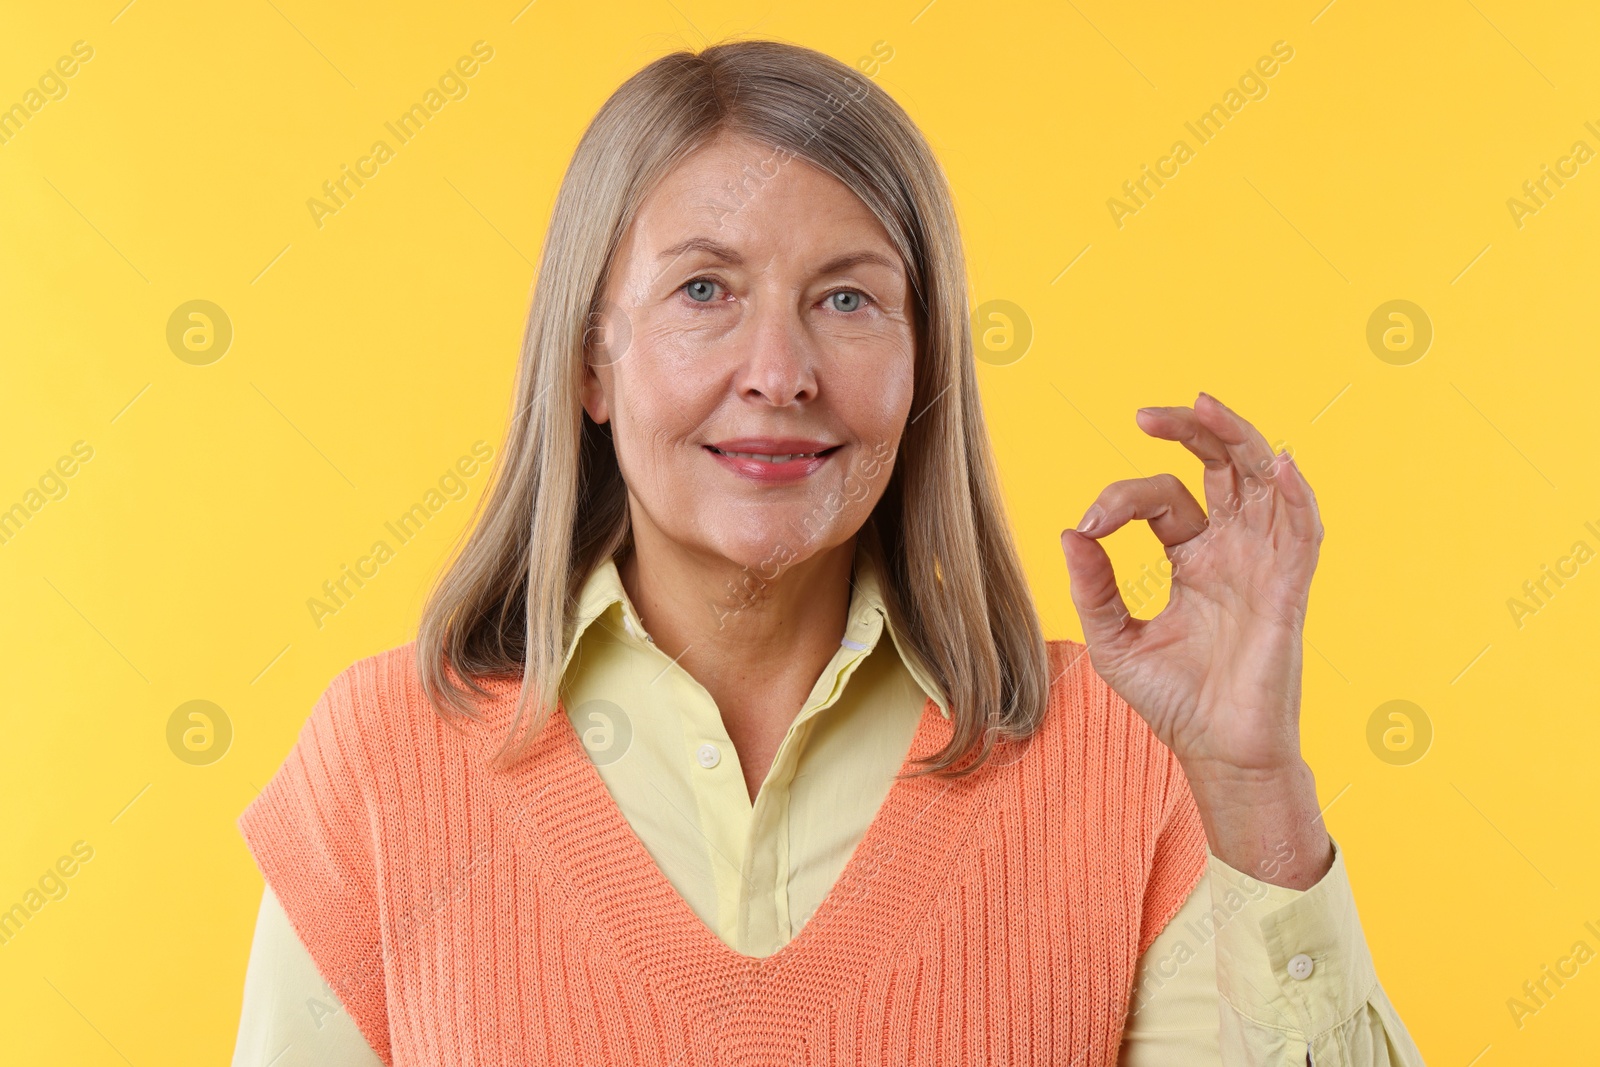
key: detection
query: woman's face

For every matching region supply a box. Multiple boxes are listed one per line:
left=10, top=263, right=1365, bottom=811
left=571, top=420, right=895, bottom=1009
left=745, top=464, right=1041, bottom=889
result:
left=582, top=131, right=917, bottom=576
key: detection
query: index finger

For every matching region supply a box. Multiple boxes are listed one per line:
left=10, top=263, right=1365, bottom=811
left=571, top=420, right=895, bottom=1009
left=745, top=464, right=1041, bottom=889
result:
left=1134, top=394, right=1279, bottom=521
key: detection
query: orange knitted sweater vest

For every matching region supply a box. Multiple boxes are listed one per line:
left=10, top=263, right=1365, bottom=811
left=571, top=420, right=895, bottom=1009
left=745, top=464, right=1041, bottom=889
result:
left=238, top=638, right=1208, bottom=1066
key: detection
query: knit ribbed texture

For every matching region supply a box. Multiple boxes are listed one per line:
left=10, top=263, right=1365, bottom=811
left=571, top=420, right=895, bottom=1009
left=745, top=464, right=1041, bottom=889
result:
left=238, top=638, right=1207, bottom=1066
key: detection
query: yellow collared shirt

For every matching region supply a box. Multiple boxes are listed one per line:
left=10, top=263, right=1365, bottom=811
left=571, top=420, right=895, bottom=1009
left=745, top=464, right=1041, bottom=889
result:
left=557, top=546, right=947, bottom=959
left=231, top=548, right=1426, bottom=1065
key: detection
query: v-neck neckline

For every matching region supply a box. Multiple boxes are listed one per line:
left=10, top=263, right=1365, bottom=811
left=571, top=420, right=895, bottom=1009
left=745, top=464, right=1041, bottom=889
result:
left=473, top=684, right=998, bottom=1007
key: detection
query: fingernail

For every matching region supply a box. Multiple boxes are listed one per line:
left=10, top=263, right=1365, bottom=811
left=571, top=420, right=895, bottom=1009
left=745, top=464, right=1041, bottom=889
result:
left=1076, top=505, right=1104, bottom=535
left=1136, top=406, right=1161, bottom=417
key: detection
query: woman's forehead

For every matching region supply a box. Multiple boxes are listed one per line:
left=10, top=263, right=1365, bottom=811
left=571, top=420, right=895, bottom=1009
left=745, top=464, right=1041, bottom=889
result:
left=649, top=134, right=874, bottom=222
left=622, top=152, right=897, bottom=276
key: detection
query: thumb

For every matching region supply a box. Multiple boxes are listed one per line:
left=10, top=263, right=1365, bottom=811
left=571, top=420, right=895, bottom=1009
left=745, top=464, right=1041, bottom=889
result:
left=1060, top=527, right=1135, bottom=648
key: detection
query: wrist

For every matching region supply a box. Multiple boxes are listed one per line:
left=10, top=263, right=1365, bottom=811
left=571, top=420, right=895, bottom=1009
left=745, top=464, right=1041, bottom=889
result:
left=1182, top=754, right=1314, bottom=798
left=1180, top=757, right=1334, bottom=890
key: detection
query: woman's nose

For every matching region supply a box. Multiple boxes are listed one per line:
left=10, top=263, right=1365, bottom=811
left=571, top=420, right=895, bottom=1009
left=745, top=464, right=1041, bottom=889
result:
left=734, top=301, right=818, bottom=406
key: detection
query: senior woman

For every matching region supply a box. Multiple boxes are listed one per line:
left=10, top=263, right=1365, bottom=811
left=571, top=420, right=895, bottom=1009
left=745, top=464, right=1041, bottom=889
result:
left=233, top=38, right=1424, bottom=1067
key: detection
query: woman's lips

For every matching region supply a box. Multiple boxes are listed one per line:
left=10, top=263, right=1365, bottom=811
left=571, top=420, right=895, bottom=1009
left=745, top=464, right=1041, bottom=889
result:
left=703, top=443, right=842, bottom=484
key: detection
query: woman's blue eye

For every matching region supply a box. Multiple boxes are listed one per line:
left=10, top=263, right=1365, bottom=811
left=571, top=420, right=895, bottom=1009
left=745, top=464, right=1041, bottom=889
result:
left=681, top=280, right=868, bottom=312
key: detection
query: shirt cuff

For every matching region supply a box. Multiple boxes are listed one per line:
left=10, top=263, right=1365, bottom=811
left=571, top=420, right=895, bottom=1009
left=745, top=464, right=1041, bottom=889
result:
left=1206, top=834, right=1381, bottom=1037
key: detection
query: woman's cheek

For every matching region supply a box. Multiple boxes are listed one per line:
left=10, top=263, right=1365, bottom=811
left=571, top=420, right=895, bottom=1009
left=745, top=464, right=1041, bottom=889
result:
left=650, top=328, right=732, bottom=398
left=842, top=470, right=871, bottom=503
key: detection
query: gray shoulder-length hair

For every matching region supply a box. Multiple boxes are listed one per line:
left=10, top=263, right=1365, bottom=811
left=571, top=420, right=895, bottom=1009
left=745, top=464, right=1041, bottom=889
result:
left=416, top=36, right=1049, bottom=779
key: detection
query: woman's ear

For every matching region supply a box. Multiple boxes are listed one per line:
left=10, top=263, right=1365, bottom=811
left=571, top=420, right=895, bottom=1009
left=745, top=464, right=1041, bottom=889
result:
left=579, top=360, right=610, bottom=425
left=581, top=299, right=630, bottom=426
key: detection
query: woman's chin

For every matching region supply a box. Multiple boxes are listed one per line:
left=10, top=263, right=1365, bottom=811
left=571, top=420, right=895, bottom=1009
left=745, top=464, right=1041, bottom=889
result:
left=699, top=526, right=844, bottom=577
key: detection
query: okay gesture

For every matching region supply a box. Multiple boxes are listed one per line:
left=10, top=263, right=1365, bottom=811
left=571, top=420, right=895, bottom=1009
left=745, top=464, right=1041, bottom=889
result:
left=1059, top=391, right=1331, bottom=886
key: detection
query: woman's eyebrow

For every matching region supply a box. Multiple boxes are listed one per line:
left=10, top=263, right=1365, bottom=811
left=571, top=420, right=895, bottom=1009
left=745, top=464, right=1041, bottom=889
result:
left=656, top=236, right=901, bottom=277
left=814, top=249, right=902, bottom=276
left=657, top=236, right=744, bottom=264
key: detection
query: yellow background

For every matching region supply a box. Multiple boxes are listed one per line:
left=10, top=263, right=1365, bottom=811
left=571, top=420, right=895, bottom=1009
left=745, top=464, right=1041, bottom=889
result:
left=3, top=0, right=1596, bottom=1061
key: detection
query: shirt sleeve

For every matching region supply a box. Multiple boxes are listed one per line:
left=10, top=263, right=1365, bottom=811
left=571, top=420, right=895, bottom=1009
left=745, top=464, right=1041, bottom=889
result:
left=1121, top=874, right=1224, bottom=1063
left=232, top=884, right=389, bottom=1067
left=1120, top=834, right=1429, bottom=1066
left=236, top=667, right=392, bottom=1064
left=1136, top=731, right=1212, bottom=960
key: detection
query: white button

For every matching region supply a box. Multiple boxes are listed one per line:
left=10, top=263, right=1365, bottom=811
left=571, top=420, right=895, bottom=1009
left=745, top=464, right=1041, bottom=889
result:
left=696, top=743, right=721, bottom=769
left=622, top=613, right=654, bottom=643
left=1287, top=953, right=1315, bottom=980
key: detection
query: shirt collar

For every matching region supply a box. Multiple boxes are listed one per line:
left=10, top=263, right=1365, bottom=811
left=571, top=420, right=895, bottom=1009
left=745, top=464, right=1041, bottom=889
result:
left=562, top=545, right=950, bottom=719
